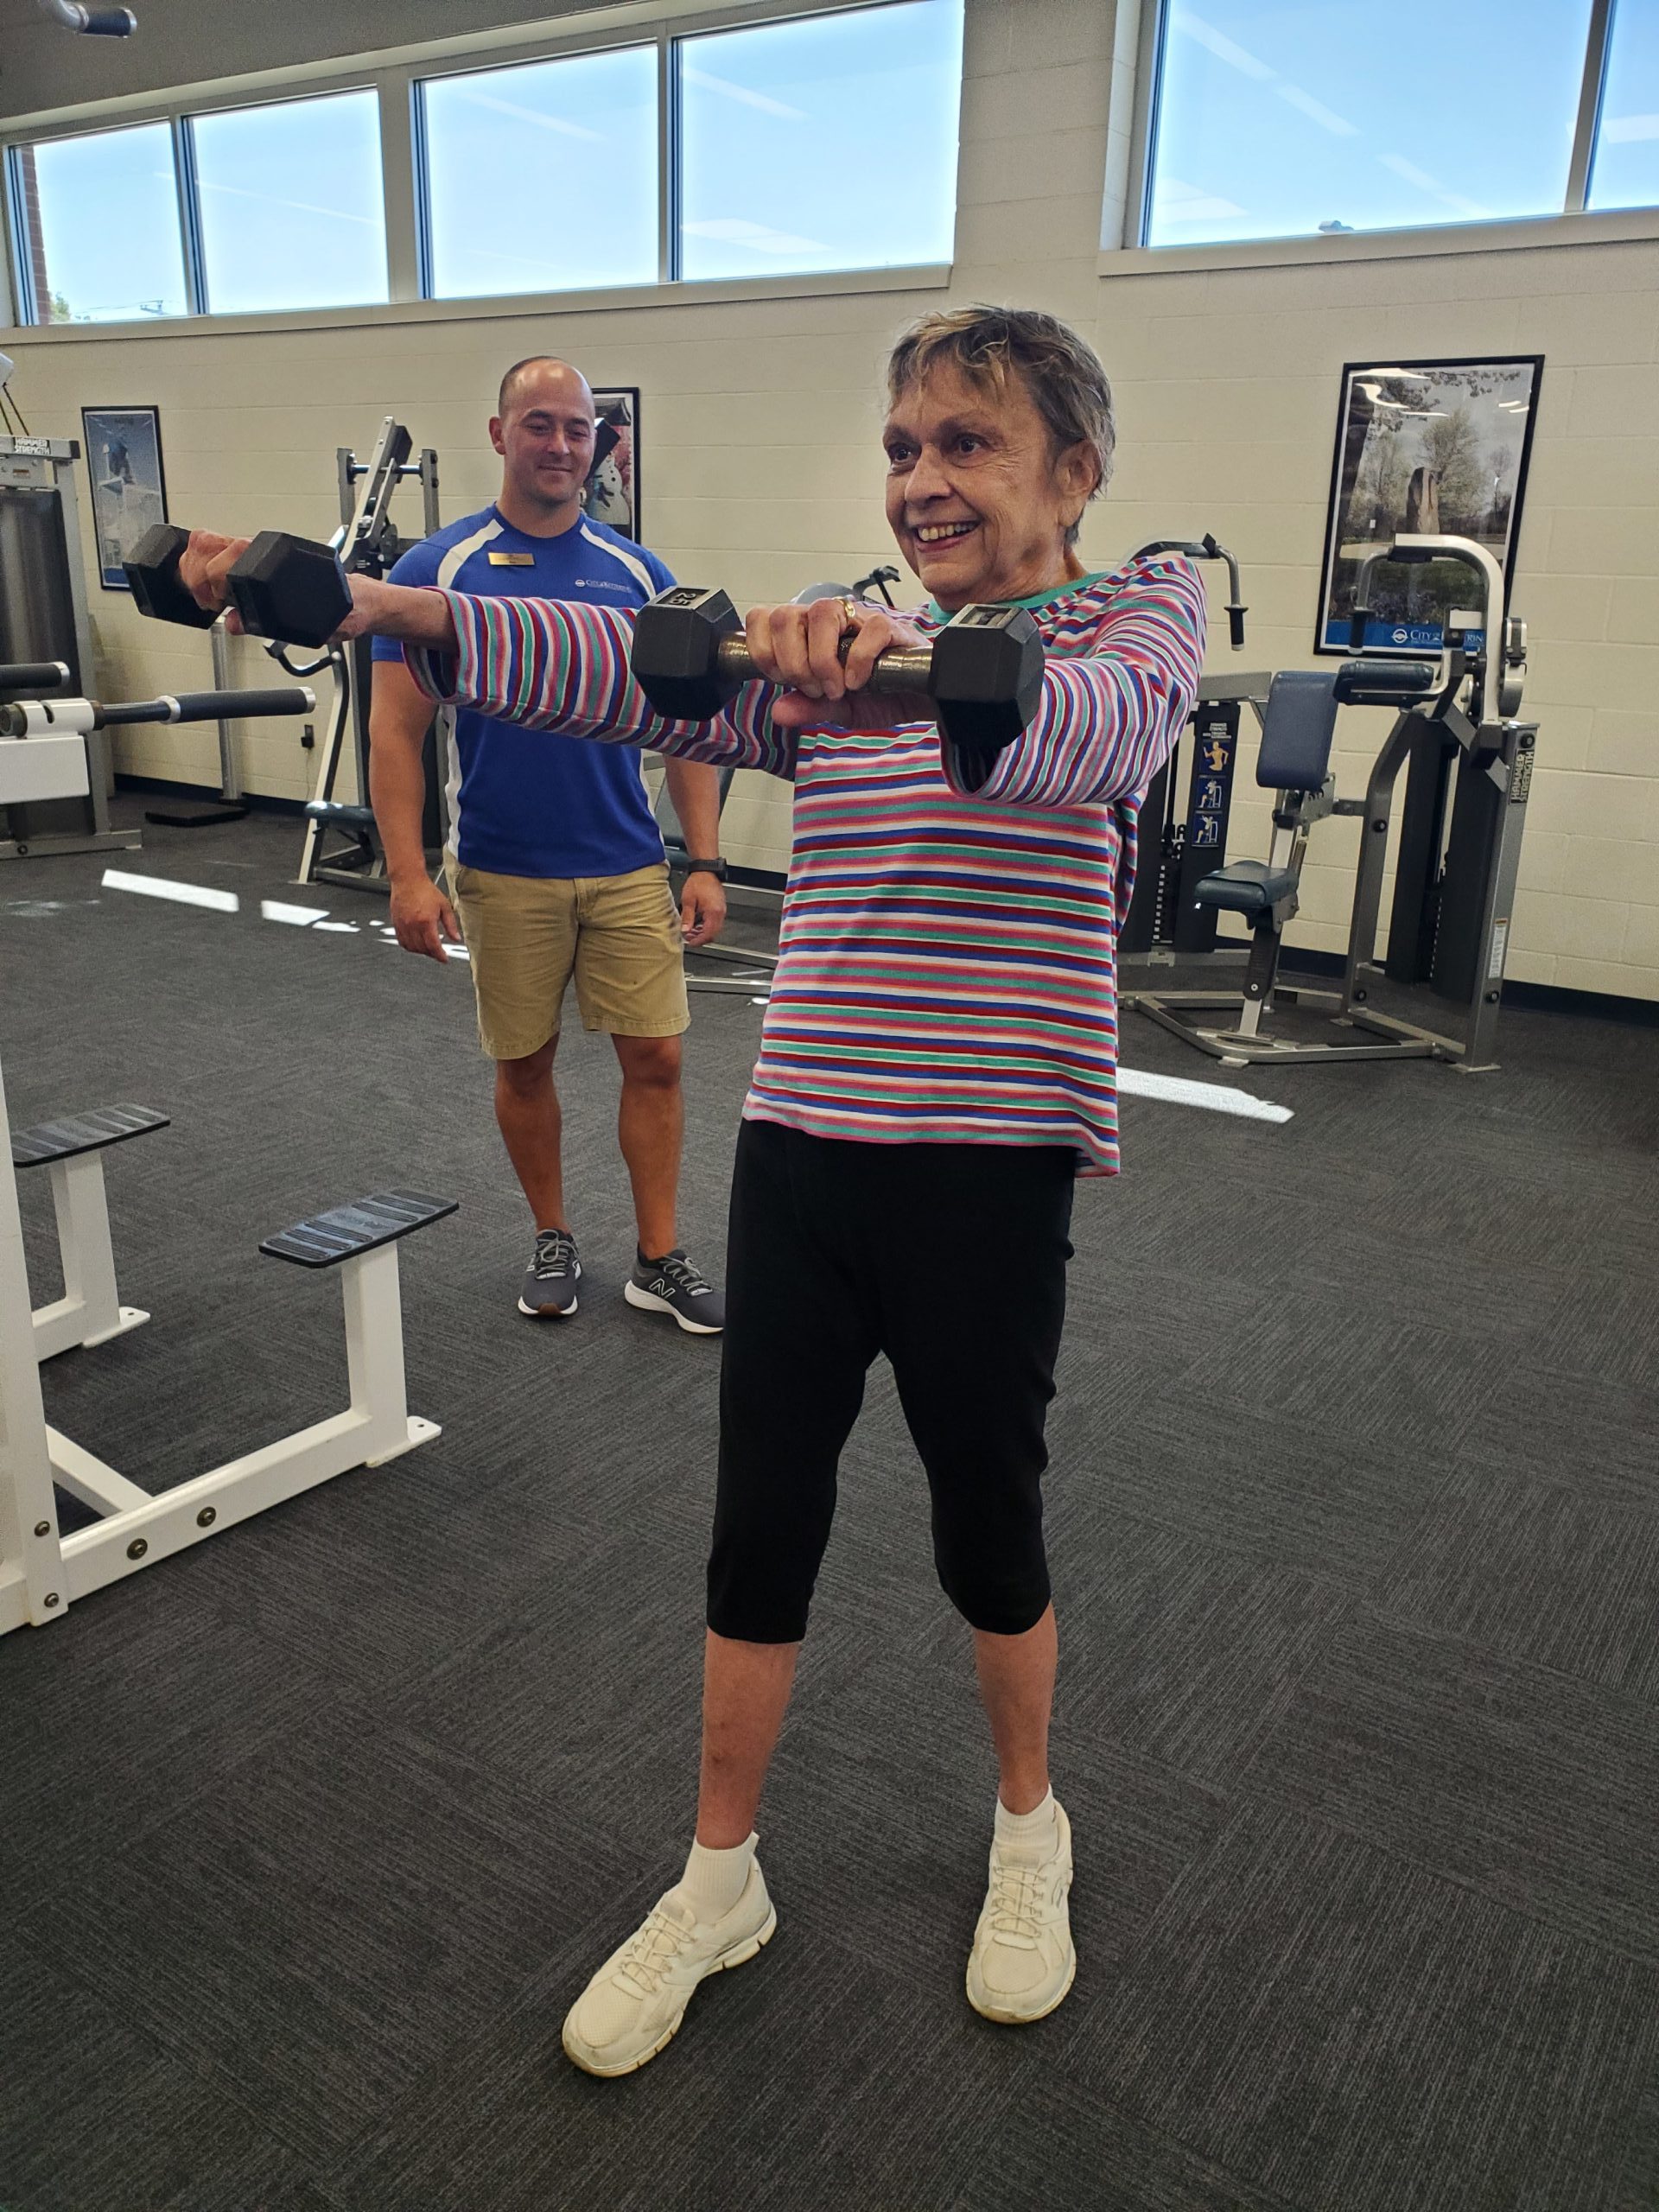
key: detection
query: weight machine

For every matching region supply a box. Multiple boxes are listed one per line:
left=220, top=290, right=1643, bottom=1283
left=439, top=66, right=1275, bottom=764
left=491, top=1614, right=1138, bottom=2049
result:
left=1128, top=533, right=1537, bottom=1070
left=289, top=416, right=442, bottom=892
left=0, top=433, right=139, bottom=861
left=0, top=663, right=454, bottom=1637
left=1118, top=534, right=1261, bottom=965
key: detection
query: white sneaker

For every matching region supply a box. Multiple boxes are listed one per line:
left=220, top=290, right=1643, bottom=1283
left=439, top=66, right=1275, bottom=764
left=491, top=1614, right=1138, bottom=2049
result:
left=965, top=1797, right=1076, bottom=2024
left=562, top=1863, right=776, bottom=2077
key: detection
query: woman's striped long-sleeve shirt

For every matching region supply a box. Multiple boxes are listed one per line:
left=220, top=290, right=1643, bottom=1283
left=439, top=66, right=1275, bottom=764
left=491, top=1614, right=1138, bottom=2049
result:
left=404, top=552, right=1206, bottom=1174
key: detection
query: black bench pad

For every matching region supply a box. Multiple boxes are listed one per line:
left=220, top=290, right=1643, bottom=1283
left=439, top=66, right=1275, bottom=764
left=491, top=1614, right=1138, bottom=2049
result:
left=1333, top=658, right=1439, bottom=708
left=303, top=800, right=375, bottom=828
left=1196, top=861, right=1299, bottom=917
left=261, top=1189, right=457, bottom=1268
left=12, top=1103, right=170, bottom=1168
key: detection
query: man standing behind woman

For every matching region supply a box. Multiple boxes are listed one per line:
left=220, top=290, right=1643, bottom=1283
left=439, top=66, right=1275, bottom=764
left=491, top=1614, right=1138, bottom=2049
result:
left=369, top=357, right=728, bottom=1335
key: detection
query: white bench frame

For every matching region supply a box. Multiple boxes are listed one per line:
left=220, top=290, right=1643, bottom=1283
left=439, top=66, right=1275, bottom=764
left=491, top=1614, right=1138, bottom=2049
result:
left=1, top=730, right=440, bottom=1637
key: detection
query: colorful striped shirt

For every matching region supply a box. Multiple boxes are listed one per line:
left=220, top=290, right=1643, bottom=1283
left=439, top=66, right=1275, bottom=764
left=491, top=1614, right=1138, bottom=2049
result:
left=404, top=554, right=1206, bottom=1173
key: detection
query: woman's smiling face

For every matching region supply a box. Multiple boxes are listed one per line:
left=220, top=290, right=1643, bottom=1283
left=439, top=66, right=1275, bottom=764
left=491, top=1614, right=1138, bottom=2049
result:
left=881, top=359, right=1099, bottom=611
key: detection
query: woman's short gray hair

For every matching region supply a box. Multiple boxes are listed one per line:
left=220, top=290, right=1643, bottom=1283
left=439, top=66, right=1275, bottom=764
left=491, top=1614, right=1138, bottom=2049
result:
left=886, top=305, right=1116, bottom=548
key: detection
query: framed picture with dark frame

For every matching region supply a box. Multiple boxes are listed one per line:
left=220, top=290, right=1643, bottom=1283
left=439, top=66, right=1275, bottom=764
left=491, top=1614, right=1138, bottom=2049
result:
left=585, top=387, right=641, bottom=542
left=1314, top=355, right=1544, bottom=658
left=81, top=405, right=170, bottom=591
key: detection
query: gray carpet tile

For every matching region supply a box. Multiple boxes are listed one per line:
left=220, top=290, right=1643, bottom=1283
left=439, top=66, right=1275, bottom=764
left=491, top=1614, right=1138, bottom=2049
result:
left=0, top=1549, right=334, bottom=1904
left=4, top=806, right=1659, bottom=2210
left=1376, top=1462, right=1659, bottom=1700
left=765, top=1707, right=1228, bottom=1991
left=1618, top=2069, right=1659, bottom=2212
left=323, top=1923, right=902, bottom=2212
left=1274, top=1217, right=1571, bottom=1349
left=381, top=1524, right=710, bottom=1853
left=1455, top=1363, right=1659, bottom=1501
left=1046, top=1386, right=1451, bottom=1589
left=20, top=1712, right=653, bottom=2171
left=1243, top=1611, right=1659, bottom=1960
left=957, top=2074, right=1302, bottom=2212
left=1052, top=1519, right=1348, bottom=1790
left=1173, top=1299, right=1506, bottom=1459
left=1060, top=1802, right=1659, bottom=2212
left=1547, top=1264, right=1659, bottom=1393
left=0, top=1942, right=318, bottom=2212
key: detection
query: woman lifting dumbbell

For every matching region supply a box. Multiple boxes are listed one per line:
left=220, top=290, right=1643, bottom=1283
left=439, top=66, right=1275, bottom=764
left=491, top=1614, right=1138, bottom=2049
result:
left=176, top=305, right=1207, bottom=2075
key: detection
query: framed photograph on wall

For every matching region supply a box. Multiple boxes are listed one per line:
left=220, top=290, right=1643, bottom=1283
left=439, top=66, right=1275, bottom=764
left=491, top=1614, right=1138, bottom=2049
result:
left=1314, top=355, right=1543, bottom=658
left=81, top=405, right=170, bottom=590
left=586, top=388, right=641, bottom=541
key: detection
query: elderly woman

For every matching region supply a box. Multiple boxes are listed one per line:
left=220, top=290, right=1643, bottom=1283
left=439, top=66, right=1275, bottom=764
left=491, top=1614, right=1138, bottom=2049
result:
left=182, top=304, right=1205, bottom=2072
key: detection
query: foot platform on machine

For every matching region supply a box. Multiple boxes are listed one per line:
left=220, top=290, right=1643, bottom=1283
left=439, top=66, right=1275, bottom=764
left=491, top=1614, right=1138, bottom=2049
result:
left=11, top=1103, right=170, bottom=1169
left=260, top=1190, right=457, bottom=1268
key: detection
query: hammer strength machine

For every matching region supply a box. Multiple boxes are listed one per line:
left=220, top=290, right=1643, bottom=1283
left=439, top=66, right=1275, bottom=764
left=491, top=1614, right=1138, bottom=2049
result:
left=1128, top=533, right=1536, bottom=1071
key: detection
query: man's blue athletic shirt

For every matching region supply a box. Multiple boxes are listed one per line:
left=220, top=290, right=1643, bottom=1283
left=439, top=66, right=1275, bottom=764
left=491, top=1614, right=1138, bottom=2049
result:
left=372, top=505, right=676, bottom=880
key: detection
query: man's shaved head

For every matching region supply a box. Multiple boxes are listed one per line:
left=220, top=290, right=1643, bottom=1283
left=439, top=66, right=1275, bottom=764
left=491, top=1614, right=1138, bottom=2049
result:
left=498, top=354, right=594, bottom=418
left=490, top=355, right=598, bottom=531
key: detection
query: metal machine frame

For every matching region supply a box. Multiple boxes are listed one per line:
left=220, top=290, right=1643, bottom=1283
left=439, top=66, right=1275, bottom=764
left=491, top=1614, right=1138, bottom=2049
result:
left=296, top=417, right=442, bottom=892
left=0, top=433, right=138, bottom=861
left=1128, top=534, right=1537, bottom=1071
left=0, top=668, right=450, bottom=1637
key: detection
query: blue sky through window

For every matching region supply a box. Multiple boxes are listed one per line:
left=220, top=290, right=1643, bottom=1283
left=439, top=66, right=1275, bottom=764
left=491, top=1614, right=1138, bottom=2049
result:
left=192, top=91, right=388, bottom=315
left=21, top=121, right=188, bottom=322
left=1143, top=0, right=1600, bottom=246
left=678, top=0, right=962, bottom=280
left=421, top=46, right=658, bottom=300
left=1588, top=0, right=1659, bottom=211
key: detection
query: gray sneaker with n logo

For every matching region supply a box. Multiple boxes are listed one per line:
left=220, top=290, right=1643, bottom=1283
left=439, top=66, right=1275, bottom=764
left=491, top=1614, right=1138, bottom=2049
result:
left=519, top=1227, right=581, bottom=1319
left=625, top=1248, right=724, bottom=1336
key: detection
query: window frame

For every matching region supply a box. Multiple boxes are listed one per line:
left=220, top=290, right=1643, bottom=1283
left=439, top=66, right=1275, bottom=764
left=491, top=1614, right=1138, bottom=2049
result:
left=182, top=83, right=392, bottom=319
left=1119, top=0, right=1639, bottom=260
left=411, top=35, right=665, bottom=304
left=3, top=116, right=196, bottom=328
left=0, top=0, right=956, bottom=334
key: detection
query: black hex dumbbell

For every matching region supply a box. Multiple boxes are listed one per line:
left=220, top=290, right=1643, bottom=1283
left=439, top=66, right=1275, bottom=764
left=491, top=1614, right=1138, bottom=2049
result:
left=124, top=524, right=218, bottom=630
left=125, top=524, right=353, bottom=649
left=226, top=531, right=353, bottom=647
left=630, top=587, right=1044, bottom=754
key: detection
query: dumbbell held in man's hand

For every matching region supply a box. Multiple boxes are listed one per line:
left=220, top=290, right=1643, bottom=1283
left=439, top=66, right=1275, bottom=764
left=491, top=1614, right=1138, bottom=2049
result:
left=125, top=524, right=353, bottom=649
left=630, top=586, right=1045, bottom=754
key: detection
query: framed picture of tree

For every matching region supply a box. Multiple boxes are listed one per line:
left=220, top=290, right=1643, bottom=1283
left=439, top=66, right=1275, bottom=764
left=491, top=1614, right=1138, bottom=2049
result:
left=1314, top=355, right=1544, bottom=658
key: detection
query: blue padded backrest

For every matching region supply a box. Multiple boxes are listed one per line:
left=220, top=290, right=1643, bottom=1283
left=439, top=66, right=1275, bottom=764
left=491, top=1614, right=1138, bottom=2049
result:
left=1255, top=670, right=1339, bottom=791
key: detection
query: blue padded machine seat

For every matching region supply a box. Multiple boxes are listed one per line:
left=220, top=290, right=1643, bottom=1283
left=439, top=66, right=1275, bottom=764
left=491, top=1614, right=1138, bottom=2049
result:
left=1255, top=669, right=1339, bottom=790
left=1194, top=859, right=1298, bottom=916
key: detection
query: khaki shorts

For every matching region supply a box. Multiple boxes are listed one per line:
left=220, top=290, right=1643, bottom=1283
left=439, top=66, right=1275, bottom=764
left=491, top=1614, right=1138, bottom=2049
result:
left=446, top=856, right=690, bottom=1062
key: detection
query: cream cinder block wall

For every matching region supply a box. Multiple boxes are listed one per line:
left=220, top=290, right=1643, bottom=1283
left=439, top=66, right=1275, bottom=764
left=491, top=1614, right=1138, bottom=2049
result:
left=4, top=0, right=1656, bottom=997
left=1102, top=244, right=1659, bottom=1001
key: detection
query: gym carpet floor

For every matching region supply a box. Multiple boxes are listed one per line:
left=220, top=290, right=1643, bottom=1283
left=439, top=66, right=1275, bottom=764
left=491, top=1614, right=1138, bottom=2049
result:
left=2, top=801, right=1656, bottom=2212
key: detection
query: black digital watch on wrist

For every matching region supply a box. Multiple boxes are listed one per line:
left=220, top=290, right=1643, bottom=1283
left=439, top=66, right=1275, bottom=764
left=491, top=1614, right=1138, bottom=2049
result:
left=679, top=857, right=728, bottom=881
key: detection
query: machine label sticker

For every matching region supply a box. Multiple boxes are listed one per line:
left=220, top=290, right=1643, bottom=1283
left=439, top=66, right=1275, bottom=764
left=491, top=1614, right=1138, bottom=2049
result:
left=1195, top=778, right=1225, bottom=811
left=1488, top=920, right=1510, bottom=981
left=1192, top=814, right=1221, bottom=848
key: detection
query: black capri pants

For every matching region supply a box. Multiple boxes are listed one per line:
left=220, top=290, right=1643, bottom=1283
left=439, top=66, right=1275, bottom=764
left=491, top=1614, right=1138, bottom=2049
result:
left=707, top=1117, right=1075, bottom=1644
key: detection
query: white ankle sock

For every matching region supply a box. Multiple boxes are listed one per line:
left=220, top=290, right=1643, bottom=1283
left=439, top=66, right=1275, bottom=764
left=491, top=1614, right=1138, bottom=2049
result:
left=995, top=1789, right=1058, bottom=1847
left=677, top=1833, right=757, bottom=1920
